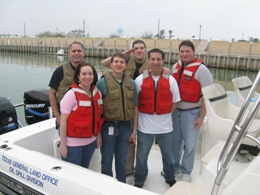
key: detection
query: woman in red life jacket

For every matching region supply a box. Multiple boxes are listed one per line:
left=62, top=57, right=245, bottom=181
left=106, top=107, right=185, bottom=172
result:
left=59, top=62, right=103, bottom=168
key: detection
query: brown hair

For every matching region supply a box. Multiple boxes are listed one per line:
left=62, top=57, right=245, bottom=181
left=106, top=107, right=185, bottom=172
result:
left=110, top=53, right=127, bottom=63
left=178, top=40, right=195, bottom=52
left=132, top=40, right=146, bottom=48
left=73, top=62, right=98, bottom=85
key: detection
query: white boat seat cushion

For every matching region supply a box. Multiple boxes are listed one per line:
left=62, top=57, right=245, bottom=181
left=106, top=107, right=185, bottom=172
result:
left=202, top=83, right=260, bottom=146
left=232, top=76, right=260, bottom=119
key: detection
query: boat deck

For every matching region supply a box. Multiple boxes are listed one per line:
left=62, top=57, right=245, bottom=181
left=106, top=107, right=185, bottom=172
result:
left=1, top=116, right=259, bottom=195
left=125, top=137, right=203, bottom=194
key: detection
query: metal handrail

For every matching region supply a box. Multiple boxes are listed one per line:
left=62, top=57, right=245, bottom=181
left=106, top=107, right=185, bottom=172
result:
left=211, top=70, right=260, bottom=195
left=13, top=102, right=53, bottom=129
left=244, top=133, right=260, bottom=147
left=13, top=103, right=25, bottom=128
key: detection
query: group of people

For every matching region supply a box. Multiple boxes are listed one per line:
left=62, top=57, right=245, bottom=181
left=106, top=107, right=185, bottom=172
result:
left=48, top=39, right=213, bottom=189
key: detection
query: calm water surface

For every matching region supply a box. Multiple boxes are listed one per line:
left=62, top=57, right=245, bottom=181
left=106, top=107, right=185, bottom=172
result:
left=0, top=51, right=259, bottom=126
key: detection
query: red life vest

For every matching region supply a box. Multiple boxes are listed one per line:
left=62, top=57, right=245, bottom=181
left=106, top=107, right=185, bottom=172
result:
left=67, top=83, right=104, bottom=138
left=172, top=58, right=202, bottom=103
left=139, top=69, right=173, bottom=114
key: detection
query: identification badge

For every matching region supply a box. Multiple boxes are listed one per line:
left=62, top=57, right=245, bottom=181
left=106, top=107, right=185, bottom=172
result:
left=108, top=126, right=114, bottom=135
left=172, top=69, right=178, bottom=73
left=183, top=70, right=193, bottom=76
left=79, top=100, right=91, bottom=107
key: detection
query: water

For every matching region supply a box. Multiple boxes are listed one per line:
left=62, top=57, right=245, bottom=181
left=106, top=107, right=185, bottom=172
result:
left=0, top=51, right=259, bottom=126
left=0, top=52, right=105, bottom=126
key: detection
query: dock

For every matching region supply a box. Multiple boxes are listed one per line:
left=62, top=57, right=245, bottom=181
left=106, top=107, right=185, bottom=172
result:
left=0, top=37, right=260, bottom=71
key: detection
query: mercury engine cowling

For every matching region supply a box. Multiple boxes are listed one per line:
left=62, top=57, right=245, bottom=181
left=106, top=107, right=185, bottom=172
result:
left=24, top=88, right=50, bottom=125
left=0, top=97, right=19, bottom=134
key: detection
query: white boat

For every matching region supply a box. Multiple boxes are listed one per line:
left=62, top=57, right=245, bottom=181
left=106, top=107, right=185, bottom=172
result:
left=0, top=71, right=260, bottom=195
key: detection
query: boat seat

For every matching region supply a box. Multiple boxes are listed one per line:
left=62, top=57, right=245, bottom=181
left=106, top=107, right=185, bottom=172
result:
left=52, top=138, right=101, bottom=171
left=202, top=83, right=260, bottom=146
left=53, top=138, right=61, bottom=159
left=232, top=76, right=260, bottom=118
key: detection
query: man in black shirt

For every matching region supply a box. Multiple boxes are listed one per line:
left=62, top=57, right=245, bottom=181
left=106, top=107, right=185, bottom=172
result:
left=49, top=42, right=85, bottom=131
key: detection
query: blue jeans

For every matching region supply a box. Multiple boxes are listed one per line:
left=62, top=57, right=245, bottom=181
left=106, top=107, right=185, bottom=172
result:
left=134, top=131, right=175, bottom=185
left=62, top=140, right=97, bottom=168
left=100, top=121, right=131, bottom=183
left=172, top=108, right=201, bottom=174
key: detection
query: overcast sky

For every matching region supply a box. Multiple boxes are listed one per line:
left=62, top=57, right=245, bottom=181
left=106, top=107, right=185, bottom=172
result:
left=1, top=0, right=259, bottom=41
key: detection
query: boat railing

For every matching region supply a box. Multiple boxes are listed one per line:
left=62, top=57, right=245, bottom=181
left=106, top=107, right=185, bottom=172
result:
left=211, top=70, right=260, bottom=195
left=13, top=102, right=24, bottom=128
left=12, top=101, right=53, bottom=129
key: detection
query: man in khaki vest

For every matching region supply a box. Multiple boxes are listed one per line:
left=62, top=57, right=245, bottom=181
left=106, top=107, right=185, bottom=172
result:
left=97, top=53, right=138, bottom=183
left=101, top=40, right=148, bottom=176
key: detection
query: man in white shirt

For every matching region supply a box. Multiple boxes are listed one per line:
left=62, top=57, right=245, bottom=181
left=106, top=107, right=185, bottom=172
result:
left=134, top=48, right=180, bottom=188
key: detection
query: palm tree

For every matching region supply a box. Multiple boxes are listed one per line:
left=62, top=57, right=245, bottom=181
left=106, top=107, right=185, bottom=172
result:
left=169, top=30, right=173, bottom=39
left=159, top=29, right=165, bottom=39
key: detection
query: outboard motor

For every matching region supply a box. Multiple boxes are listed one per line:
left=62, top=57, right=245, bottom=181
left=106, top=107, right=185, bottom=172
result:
left=0, top=97, right=18, bottom=134
left=24, top=88, right=50, bottom=125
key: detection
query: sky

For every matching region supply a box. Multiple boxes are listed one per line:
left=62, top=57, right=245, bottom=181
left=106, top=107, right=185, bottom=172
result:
left=1, top=0, right=259, bottom=41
